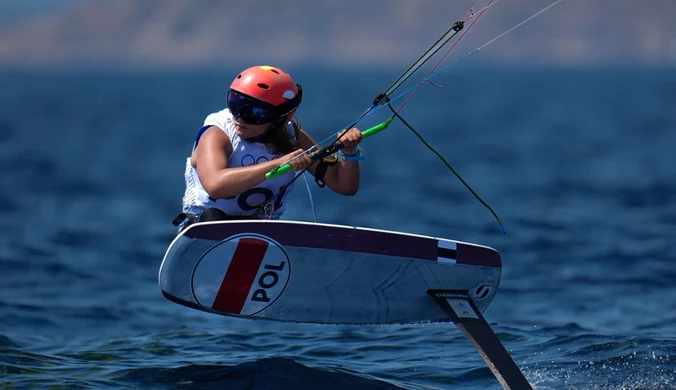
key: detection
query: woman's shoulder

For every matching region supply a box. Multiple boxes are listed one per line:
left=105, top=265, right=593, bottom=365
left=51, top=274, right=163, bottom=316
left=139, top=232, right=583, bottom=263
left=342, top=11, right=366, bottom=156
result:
left=198, top=125, right=232, bottom=147
left=190, top=125, right=233, bottom=165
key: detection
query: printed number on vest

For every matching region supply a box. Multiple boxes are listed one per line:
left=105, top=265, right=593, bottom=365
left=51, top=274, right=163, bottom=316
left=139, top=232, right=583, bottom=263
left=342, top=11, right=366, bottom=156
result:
left=209, top=188, right=283, bottom=211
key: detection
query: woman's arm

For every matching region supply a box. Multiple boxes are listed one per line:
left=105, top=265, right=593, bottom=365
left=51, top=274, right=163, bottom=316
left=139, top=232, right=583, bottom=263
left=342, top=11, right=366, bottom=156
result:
left=192, top=126, right=309, bottom=199
left=298, top=128, right=362, bottom=196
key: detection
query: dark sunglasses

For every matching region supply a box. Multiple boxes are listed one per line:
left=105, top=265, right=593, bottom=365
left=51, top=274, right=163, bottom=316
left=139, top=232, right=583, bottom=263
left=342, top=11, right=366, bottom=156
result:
left=227, top=84, right=303, bottom=125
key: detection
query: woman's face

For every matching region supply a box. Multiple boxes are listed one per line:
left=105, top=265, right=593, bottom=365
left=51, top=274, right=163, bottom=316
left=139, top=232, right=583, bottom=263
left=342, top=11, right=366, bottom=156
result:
left=233, top=118, right=272, bottom=139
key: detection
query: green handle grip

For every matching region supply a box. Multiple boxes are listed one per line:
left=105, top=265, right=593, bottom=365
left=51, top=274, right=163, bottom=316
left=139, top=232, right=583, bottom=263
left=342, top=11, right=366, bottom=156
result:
left=265, top=120, right=390, bottom=180
left=360, top=121, right=389, bottom=138
left=267, top=163, right=294, bottom=178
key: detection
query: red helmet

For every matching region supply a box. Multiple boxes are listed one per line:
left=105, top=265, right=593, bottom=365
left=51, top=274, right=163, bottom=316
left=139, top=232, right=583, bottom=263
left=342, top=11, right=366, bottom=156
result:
left=229, top=65, right=303, bottom=122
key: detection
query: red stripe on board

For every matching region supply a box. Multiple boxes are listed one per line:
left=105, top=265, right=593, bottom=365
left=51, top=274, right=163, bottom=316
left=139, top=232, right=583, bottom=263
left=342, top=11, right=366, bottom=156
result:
left=212, top=238, right=269, bottom=314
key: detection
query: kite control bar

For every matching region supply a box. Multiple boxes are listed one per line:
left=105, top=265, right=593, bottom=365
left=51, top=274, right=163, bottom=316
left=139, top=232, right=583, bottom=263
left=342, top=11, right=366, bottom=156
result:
left=265, top=120, right=390, bottom=180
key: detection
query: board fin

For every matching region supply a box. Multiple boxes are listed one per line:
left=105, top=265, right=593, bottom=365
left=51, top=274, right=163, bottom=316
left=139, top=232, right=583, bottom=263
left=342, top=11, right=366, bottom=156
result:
left=427, top=289, right=532, bottom=390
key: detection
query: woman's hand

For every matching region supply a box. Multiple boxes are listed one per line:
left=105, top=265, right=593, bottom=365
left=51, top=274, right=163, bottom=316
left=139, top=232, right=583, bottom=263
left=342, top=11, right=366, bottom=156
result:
left=279, top=149, right=313, bottom=171
left=337, top=128, right=362, bottom=154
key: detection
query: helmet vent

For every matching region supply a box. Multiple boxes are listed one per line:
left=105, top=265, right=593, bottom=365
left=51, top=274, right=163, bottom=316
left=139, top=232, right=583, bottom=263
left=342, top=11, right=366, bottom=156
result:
left=269, top=69, right=280, bottom=74
left=236, top=74, right=242, bottom=79
left=257, top=83, right=270, bottom=89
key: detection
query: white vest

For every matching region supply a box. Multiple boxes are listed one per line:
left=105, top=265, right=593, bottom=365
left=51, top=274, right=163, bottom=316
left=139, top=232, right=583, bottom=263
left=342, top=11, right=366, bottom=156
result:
left=181, top=109, right=297, bottom=220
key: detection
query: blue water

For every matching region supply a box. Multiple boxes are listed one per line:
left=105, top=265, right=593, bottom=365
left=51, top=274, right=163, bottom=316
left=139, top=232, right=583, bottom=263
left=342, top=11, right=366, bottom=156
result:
left=1, top=66, right=675, bottom=389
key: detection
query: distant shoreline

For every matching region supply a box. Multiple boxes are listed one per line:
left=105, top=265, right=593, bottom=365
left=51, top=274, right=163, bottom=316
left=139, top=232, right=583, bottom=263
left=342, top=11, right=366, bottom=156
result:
left=0, top=0, right=674, bottom=69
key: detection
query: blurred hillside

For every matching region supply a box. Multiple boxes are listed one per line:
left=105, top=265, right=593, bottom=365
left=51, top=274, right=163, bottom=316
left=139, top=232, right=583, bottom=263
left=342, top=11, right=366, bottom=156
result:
left=0, top=0, right=675, bottom=69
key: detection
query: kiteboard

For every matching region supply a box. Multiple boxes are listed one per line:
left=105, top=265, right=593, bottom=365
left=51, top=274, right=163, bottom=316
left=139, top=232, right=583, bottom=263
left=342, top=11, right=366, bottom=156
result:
left=159, top=220, right=501, bottom=324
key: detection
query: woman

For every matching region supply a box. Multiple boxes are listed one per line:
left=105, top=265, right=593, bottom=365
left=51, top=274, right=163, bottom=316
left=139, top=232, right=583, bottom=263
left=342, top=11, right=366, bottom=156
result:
left=175, top=65, right=363, bottom=229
